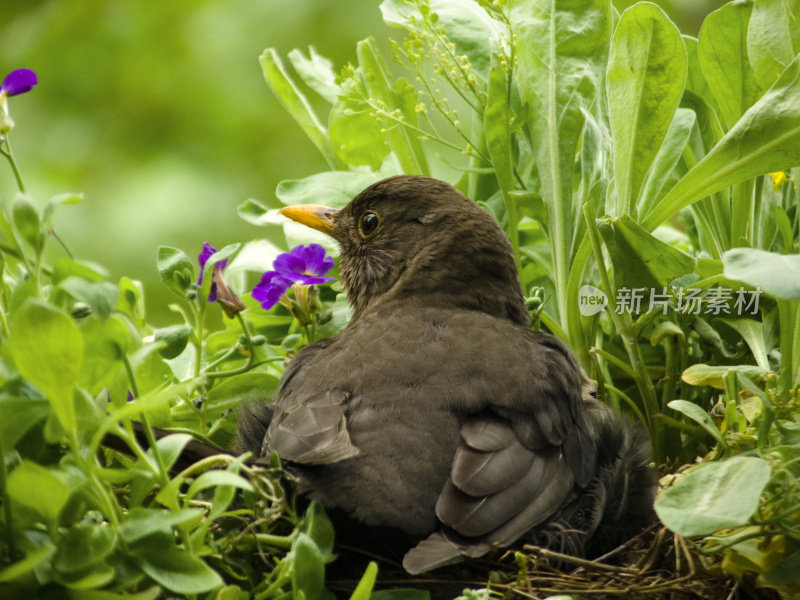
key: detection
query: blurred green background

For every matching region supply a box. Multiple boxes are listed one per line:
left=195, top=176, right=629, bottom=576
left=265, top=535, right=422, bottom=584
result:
left=1, top=0, right=722, bottom=325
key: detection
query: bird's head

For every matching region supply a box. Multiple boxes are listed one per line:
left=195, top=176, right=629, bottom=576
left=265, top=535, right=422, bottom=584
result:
left=279, top=175, right=528, bottom=324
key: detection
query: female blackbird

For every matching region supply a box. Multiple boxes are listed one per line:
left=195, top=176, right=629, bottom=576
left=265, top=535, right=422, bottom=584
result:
left=236, top=175, right=655, bottom=574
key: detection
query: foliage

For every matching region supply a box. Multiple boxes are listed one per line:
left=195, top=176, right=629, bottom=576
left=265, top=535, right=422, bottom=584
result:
left=1, top=0, right=800, bottom=598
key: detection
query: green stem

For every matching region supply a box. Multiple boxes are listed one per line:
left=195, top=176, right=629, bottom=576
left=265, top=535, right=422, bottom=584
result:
left=582, top=203, right=661, bottom=458
left=0, top=136, right=25, bottom=193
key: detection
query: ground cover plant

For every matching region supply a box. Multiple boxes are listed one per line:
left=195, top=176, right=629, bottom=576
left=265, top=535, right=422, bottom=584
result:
left=1, top=0, right=800, bottom=598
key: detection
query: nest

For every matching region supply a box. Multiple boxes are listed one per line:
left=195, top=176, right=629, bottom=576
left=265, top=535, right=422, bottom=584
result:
left=329, top=524, right=781, bottom=600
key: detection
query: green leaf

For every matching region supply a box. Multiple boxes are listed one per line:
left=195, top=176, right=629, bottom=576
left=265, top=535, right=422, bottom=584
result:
left=7, top=460, right=73, bottom=525
left=681, top=363, right=767, bottom=390
left=276, top=170, right=377, bottom=207
left=764, top=548, right=800, bottom=585
left=120, top=507, right=205, bottom=543
left=698, top=1, right=761, bottom=130
left=298, top=501, right=335, bottom=561
left=77, top=315, right=129, bottom=401
left=289, top=532, right=325, bottom=600
left=185, top=470, right=254, bottom=500
left=643, top=53, right=800, bottom=230
left=260, top=48, right=343, bottom=170
left=598, top=214, right=720, bottom=291
left=747, top=0, right=800, bottom=90
left=52, top=257, right=109, bottom=284
left=638, top=108, right=696, bottom=217
left=131, top=534, right=222, bottom=594
left=58, top=277, right=120, bottom=320
left=157, top=246, right=195, bottom=296
left=356, top=37, right=427, bottom=174
left=329, top=78, right=390, bottom=170
left=288, top=46, right=341, bottom=104
left=512, top=0, right=609, bottom=322
left=154, top=325, right=192, bottom=359
left=0, top=540, right=55, bottom=583
left=11, top=193, right=42, bottom=251
left=54, top=523, right=116, bottom=574
left=485, top=51, right=515, bottom=234
left=655, top=456, right=771, bottom=536
left=723, top=247, right=800, bottom=300
left=0, top=396, right=49, bottom=449
left=10, top=300, right=83, bottom=431
left=667, top=399, right=726, bottom=447
left=607, top=2, right=686, bottom=216
left=381, top=0, right=500, bottom=79
left=718, top=317, right=770, bottom=370
left=349, top=562, right=378, bottom=600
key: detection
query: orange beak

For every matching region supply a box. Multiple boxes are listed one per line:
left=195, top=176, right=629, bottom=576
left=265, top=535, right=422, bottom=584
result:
left=278, top=205, right=340, bottom=236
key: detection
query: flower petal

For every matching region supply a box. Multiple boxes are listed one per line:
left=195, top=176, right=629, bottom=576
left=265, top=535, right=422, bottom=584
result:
left=273, top=244, right=335, bottom=277
left=253, top=272, right=293, bottom=310
left=1, top=69, right=37, bottom=97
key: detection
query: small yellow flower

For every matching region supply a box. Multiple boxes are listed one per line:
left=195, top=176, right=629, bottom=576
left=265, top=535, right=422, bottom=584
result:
left=770, top=171, right=787, bottom=193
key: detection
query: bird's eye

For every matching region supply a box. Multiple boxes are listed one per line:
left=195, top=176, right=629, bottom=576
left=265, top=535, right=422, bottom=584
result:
left=358, top=210, right=381, bottom=239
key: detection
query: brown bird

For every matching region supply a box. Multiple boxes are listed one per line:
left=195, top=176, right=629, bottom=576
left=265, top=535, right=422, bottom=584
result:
left=235, top=175, right=655, bottom=574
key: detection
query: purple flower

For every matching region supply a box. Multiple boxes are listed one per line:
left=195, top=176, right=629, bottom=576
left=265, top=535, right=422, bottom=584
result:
left=253, top=244, right=335, bottom=310
left=197, top=242, right=229, bottom=302
left=0, top=69, right=37, bottom=98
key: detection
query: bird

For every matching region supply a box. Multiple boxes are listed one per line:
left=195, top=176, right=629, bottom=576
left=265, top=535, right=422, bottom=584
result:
left=235, top=174, right=655, bottom=574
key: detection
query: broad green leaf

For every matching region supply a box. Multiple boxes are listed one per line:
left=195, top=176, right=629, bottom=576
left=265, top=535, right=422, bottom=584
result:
left=655, top=456, right=771, bottom=536
left=54, top=524, right=116, bottom=574
left=0, top=540, right=55, bottom=583
left=747, top=0, right=800, bottom=90
left=78, top=315, right=129, bottom=401
left=643, top=53, right=800, bottom=230
left=0, top=396, right=49, bottom=449
left=723, top=247, right=800, bottom=300
left=512, top=0, right=610, bottom=322
left=185, top=470, right=254, bottom=500
left=638, top=109, right=695, bottom=217
left=764, top=548, right=800, bottom=585
left=150, top=433, right=194, bottom=472
left=276, top=170, right=378, bottom=207
left=131, top=534, right=222, bottom=594
left=11, top=193, right=42, bottom=251
left=120, top=507, right=205, bottom=543
left=698, top=1, right=761, bottom=130
left=667, top=399, right=726, bottom=447
left=289, top=532, right=325, bottom=600
left=598, top=214, right=720, bottom=291
left=607, top=2, right=686, bottom=215
left=288, top=46, right=341, bottom=104
left=10, top=300, right=83, bottom=431
left=356, top=37, right=428, bottom=174
left=681, top=363, right=767, bottom=390
left=6, top=460, right=73, bottom=525
left=329, top=78, right=390, bottom=170
left=718, top=318, right=770, bottom=370
left=683, top=35, right=722, bottom=125
left=261, top=48, right=343, bottom=170
left=154, top=325, right=192, bottom=359
left=298, top=501, right=335, bottom=560
left=58, top=277, right=119, bottom=321
left=51, top=258, right=109, bottom=284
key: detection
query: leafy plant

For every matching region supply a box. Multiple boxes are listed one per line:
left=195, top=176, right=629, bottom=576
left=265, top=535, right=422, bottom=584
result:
left=2, top=0, right=800, bottom=597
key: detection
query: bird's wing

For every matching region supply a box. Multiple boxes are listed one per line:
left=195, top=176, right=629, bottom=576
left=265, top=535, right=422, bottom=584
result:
left=264, top=341, right=360, bottom=465
left=404, top=330, right=600, bottom=575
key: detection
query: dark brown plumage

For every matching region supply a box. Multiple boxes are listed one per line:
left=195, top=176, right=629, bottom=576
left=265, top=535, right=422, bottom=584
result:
left=235, top=175, right=655, bottom=574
